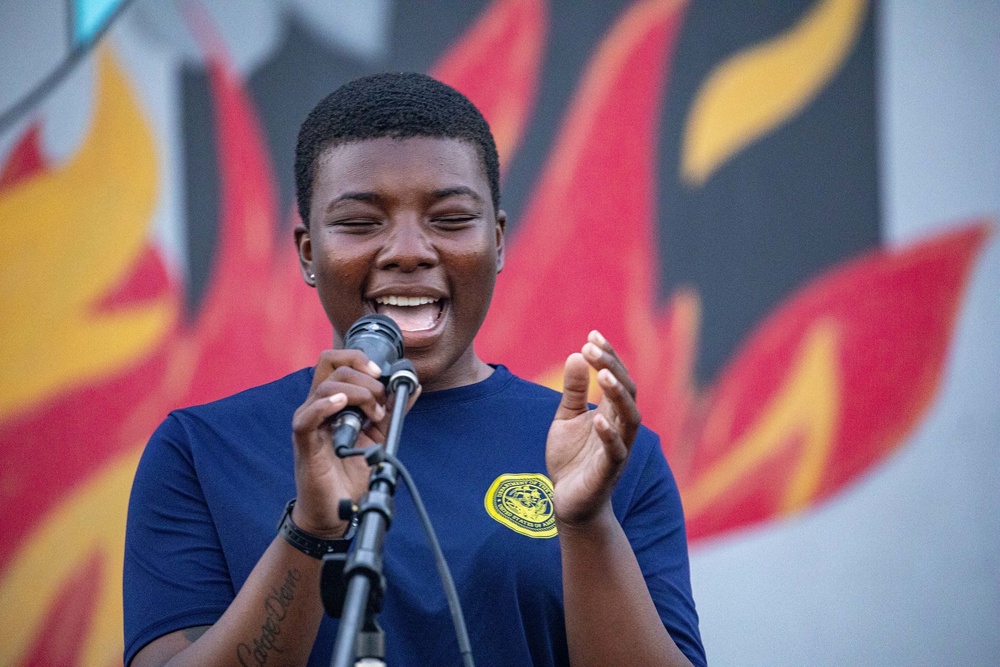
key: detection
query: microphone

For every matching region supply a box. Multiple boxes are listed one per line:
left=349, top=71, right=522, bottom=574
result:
left=330, top=314, right=405, bottom=455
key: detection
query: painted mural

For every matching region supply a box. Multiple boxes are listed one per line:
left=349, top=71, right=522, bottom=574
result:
left=0, top=0, right=995, bottom=664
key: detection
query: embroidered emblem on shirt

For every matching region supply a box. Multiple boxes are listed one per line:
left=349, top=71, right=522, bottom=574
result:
left=484, top=473, right=557, bottom=538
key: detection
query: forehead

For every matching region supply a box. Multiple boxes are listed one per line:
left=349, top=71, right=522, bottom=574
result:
left=311, top=136, right=489, bottom=206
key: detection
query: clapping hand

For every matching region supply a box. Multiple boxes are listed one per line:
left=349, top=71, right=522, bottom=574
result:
left=546, top=331, right=640, bottom=528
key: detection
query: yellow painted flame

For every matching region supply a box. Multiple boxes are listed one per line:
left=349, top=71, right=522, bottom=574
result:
left=0, top=48, right=170, bottom=419
left=680, top=0, right=868, bottom=185
left=684, top=319, right=840, bottom=517
left=0, top=449, right=139, bottom=666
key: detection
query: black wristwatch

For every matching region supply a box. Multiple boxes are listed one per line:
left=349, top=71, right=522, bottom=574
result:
left=277, top=499, right=355, bottom=559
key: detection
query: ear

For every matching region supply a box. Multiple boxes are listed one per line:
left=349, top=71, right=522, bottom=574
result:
left=495, top=210, right=507, bottom=274
left=294, top=223, right=316, bottom=287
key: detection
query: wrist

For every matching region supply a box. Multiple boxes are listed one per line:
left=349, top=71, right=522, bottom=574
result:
left=290, top=499, right=349, bottom=539
left=555, top=503, right=619, bottom=540
left=279, top=499, right=355, bottom=560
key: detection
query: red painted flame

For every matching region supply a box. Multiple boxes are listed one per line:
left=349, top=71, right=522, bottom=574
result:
left=21, top=551, right=102, bottom=666
left=0, top=122, right=46, bottom=192
left=479, top=0, right=687, bottom=380
left=476, top=0, right=991, bottom=542
left=431, top=0, right=547, bottom=173
left=682, top=223, right=991, bottom=540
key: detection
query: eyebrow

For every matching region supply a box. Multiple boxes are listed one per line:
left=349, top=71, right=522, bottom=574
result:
left=328, top=191, right=381, bottom=207
left=326, top=187, right=484, bottom=210
left=429, top=186, right=484, bottom=204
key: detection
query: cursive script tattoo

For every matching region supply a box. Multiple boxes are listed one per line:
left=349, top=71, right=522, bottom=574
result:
left=236, top=568, right=301, bottom=667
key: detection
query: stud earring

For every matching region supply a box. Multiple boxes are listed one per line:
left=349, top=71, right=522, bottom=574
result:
left=308, top=273, right=315, bottom=284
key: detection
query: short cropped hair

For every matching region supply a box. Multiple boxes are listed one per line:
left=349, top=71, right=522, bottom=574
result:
left=294, top=72, right=500, bottom=224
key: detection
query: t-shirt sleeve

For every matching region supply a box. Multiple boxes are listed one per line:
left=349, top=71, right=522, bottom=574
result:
left=621, top=432, right=707, bottom=667
left=123, top=412, right=235, bottom=665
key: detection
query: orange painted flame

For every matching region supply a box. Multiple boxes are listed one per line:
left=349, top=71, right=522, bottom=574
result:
left=0, top=0, right=991, bottom=663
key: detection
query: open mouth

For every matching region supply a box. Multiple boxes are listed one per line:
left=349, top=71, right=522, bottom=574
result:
left=371, top=295, right=446, bottom=333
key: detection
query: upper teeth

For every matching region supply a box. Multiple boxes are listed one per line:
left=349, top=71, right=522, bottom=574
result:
left=375, top=295, right=440, bottom=306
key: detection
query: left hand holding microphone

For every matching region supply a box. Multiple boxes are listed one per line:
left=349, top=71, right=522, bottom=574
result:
left=290, top=315, right=423, bottom=538
left=290, top=348, right=390, bottom=538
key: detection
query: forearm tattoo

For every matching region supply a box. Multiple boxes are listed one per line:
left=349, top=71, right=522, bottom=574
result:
left=236, top=568, right=302, bottom=666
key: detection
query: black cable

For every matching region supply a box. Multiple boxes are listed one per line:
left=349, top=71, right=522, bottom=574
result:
left=0, top=0, right=138, bottom=137
left=381, top=450, right=475, bottom=667
left=339, top=445, right=475, bottom=667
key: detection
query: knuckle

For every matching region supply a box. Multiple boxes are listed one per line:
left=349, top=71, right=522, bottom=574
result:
left=315, top=377, right=342, bottom=396
left=328, top=366, right=356, bottom=382
left=323, top=348, right=367, bottom=368
left=291, top=413, right=310, bottom=434
left=342, top=348, right=369, bottom=365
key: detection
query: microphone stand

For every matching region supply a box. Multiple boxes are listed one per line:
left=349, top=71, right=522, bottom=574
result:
left=322, top=360, right=419, bottom=667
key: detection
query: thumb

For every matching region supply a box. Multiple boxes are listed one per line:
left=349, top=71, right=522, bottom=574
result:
left=555, top=353, right=591, bottom=420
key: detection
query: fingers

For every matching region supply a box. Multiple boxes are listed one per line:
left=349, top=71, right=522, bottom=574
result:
left=555, top=352, right=592, bottom=420
left=594, top=412, right=629, bottom=466
left=583, top=331, right=641, bottom=447
left=319, top=365, right=386, bottom=416
left=292, top=391, right=350, bottom=444
left=582, top=330, right=636, bottom=398
left=311, top=348, right=382, bottom=391
left=595, top=369, right=640, bottom=451
left=294, top=350, right=387, bottom=450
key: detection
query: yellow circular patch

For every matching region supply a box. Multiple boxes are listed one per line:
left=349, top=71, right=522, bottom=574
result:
left=484, top=473, right=558, bottom=538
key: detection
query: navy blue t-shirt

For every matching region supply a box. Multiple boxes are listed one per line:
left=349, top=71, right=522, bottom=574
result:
left=124, top=365, right=705, bottom=666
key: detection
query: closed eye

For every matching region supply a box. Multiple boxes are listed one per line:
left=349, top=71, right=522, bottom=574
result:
left=432, top=214, right=479, bottom=228
left=329, top=218, right=382, bottom=232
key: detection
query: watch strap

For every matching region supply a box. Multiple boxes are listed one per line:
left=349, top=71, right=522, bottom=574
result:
left=277, top=499, right=353, bottom=559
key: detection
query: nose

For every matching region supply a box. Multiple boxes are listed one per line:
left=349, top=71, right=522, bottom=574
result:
left=375, top=216, right=438, bottom=272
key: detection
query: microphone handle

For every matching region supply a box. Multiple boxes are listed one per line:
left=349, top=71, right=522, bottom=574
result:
left=331, top=410, right=364, bottom=454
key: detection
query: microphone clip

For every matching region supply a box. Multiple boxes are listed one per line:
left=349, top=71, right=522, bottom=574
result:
left=386, top=359, right=418, bottom=393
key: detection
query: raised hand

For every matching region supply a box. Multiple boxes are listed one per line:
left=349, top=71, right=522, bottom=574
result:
left=546, top=330, right=641, bottom=527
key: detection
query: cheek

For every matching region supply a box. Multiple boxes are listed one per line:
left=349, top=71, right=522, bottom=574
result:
left=452, top=254, right=499, bottom=309
left=313, top=251, right=375, bottom=323
left=316, top=246, right=371, bottom=285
